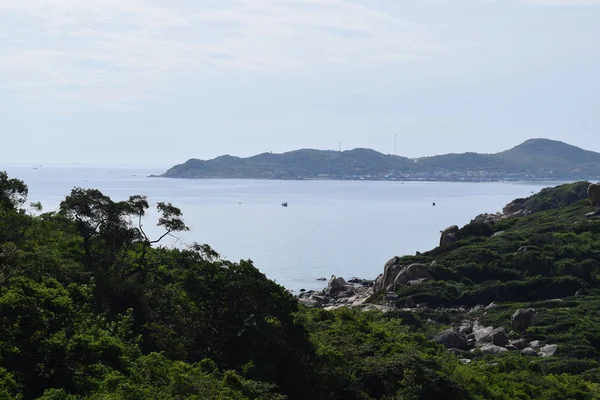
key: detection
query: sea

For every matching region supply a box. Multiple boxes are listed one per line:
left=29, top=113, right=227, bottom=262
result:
left=1, top=164, right=569, bottom=293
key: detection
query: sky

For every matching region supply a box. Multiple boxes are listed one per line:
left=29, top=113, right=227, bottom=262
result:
left=1, top=0, right=599, bottom=165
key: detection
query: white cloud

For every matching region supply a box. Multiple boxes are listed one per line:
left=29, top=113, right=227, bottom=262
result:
left=0, top=0, right=454, bottom=106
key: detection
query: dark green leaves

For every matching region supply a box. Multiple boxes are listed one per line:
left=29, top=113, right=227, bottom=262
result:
left=0, top=171, right=28, bottom=211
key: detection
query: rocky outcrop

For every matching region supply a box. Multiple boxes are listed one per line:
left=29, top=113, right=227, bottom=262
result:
left=511, top=308, right=536, bottom=332
left=431, top=317, right=558, bottom=358
left=503, top=198, right=527, bottom=216
left=440, top=225, right=460, bottom=246
left=471, top=213, right=503, bottom=225
left=326, top=276, right=348, bottom=295
left=373, top=259, right=433, bottom=293
left=372, top=274, right=384, bottom=293
left=588, top=183, right=600, bottom=206
left=374, top=257, right=404, bottom=293
left=299, top=276, right=385, bottom=310
left=388, top=264, right=432, bottom=291
left=433, top=329, right=468, bottom=350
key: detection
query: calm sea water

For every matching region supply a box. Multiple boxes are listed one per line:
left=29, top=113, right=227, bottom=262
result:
left=2, top=164, right=567, bottom=292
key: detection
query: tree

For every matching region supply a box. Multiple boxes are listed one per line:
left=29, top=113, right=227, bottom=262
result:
left=60, top=189, right=189, bottom=278
left=0, top=172, right=27, bottom=211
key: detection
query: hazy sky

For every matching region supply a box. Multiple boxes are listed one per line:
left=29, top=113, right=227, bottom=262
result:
left=1, top=0, right=599, bottom=165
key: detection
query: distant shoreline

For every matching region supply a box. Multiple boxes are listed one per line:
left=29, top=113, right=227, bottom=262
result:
left=155, top=139, right=600, bottom=183
left=148, top=175, right=580, bottom=184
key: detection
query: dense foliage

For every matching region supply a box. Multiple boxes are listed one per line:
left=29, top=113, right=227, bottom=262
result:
left=389, top=182, right=600, bottom=376
left=0, top=174, right=599, bottom=399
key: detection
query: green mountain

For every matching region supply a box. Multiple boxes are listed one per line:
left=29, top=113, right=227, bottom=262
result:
left=1, top=171, right=600, bottom=399
left=418, top=138, right=600, bottom=175
left=159, top=138, right=600, bottom=180
left=159, top=148, right=425, bottom=179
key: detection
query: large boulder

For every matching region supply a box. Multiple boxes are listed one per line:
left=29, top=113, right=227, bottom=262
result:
left=588, top=183, right=600, bottom=207
left=540, top=344, right=558, bottom=358
left=491, top=327, right=508, bottom=347
left=388, top=263, right=432, bottom=291
left=326, top=276, right=348, bottom=295
left=440, top=225, right=460, bottom=247
left=481, top=344, right=508, bottom=355
left=374, top=257, right=404, bottom=293
left=433, top=329, right=468, bottom=350
left=511, top=308, right=536, bottom=332
left=521, top=347, right=538, bottom=357
left=503, top=198, right=526, bottom=216
left=473, top=325, right=494, bottom=343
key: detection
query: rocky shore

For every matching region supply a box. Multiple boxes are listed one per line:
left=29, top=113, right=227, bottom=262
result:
left=297, top=194, right=566, bottom=359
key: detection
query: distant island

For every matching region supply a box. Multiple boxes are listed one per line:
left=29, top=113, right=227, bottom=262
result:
left=156, top=138, right=600, bottom=182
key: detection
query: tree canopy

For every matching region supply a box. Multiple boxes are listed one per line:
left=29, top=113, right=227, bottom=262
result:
left=0, top=172, right=598, bottom=399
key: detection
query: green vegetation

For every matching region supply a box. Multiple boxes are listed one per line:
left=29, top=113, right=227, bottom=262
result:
left=419, top=138, right=600, bottom=176
left=1, top=173, right=599, bottom=399
left=389, top=182, right=600, bottom=376
left=159, top=138, right=600, bottom=180
left=159, top=148, right=423, bottom=180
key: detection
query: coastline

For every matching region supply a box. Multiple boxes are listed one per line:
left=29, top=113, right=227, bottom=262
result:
left=149, top=174, right=579, bottom=184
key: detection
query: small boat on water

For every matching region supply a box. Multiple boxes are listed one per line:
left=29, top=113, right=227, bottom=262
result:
left=282, top=202, right=288, bottom=207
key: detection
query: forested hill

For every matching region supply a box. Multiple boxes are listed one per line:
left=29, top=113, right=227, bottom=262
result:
left=159, top=148, right=423, bottom=180
left=158, top=138, right=600, bottom=181
left=1, top=171, right=599, bottom=399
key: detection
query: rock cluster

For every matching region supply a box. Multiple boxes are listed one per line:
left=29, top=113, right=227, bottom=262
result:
left=298, top=276, right=376, bottom=310
left=373, top=259, right=432, bottom=293
left=471, top=213, right=503, bottom=224
left=431, top=307, right=557, bottom=358
left=502, top=198, right=527, bottom=217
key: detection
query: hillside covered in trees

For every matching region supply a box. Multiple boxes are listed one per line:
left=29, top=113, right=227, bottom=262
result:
left=0, top=171, right=599, bottom=399
left=159, top=138, right=600, bottom=181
